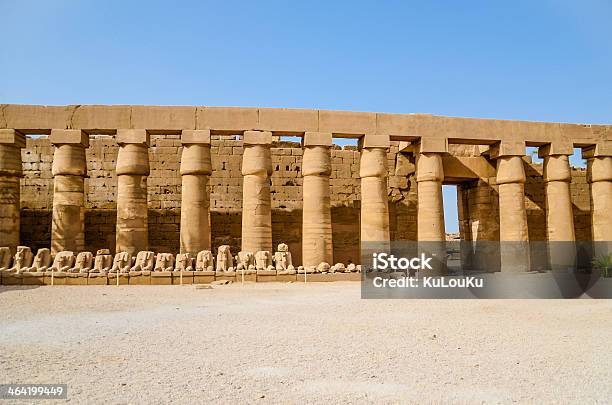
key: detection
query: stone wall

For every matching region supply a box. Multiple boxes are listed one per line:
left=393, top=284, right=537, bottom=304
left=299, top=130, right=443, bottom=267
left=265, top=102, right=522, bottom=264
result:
left=18, top=136, right=592, bottom=265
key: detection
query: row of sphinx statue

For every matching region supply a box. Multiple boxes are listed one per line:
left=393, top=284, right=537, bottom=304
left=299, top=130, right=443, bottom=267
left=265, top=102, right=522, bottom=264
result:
left=0, top=244, right=361, bottom=275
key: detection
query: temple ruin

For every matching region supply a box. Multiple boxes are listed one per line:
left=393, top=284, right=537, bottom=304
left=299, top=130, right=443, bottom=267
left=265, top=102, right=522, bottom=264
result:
left=0, top=104, right=610, bottom=284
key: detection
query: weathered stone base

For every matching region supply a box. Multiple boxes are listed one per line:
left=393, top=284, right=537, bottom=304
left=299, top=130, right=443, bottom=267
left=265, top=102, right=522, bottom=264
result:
left=45, top=272, right=68, bottom=285
left=306, top=273, right=361, bottom=282
left=150, top=271, right=172, bottom=285
left=88, top=273, right=108, bottom=285
left=173, top=271, right=194, bottom=285
left=1, top=271, right=21, bottom=285
left=22, top=272, right=45, bottom=285
left=65, top=273, right=88, bottom=285
left=108, top=273, right=129, bottom=285
left=193, top=271, right=215, bottom=284
left=129, top=271, right=151, bottom=285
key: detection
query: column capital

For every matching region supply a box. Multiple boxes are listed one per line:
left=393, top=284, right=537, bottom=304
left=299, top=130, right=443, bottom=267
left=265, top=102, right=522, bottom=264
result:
left=538, top=141, right=573, bottom=158
left=303, top=132, right=332, bottom=147
left=0, top=129, right=26, bottom=148
left=116, top=129, right=150, bottom=146
left=181, top=129, right=211, bottom=145
left=50, top=129, right=89, bottom=147
left=582, top=141, right=612, bottom=159
left=415, top=137, right=448, bottom=154
left=490, top=140, right=525, bottom=159
left=359, top=134, right=389, bottom=149
left=243, top=130, right=272, bottom=145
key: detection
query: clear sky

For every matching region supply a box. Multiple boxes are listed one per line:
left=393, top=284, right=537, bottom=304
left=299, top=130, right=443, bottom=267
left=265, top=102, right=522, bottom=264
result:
left=1, top=0, right=610, bottom=232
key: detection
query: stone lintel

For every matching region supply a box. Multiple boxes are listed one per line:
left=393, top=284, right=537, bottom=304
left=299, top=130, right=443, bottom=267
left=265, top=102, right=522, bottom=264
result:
left=50, top=129, right=89, bottom=147
left=303, top=132, right=332, bottom=147
left=490, top=140, right=526, bottom=159
left=358, top=134, right=390, bottom=149
left=538, top=142, right=573, bottom=158
left=243, top=130, right=272, bottom=145
left=181, top=129, right=211, bottom=145
left=116, top=129, right=150, bottom=146
left=582, top=141, right=612, bottom=159
left=415, top=137, right=448, bottom=154
left=0, top=129, right=26, bottom=148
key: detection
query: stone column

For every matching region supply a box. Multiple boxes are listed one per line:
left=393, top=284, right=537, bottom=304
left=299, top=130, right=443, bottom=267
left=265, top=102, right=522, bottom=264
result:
left=416, top=138, right=447, bottom=275
left=179, top=130, right=212, bottom=256
left=493, top=141, right=530, bottom=272
left=539, top=143, right=576, bottom=270
left=359, top=135, right=390, bottom=244
left=115, top=130, right=150, bottom=255
left=301, top=132, right=333, bottom=267
left=241, top=131, right=273, bottom=254
left=50, top=129, right=89, bottom=254
left=584, top=143, right=612, bottom=257
left=0, top=129, right=26, bottom=251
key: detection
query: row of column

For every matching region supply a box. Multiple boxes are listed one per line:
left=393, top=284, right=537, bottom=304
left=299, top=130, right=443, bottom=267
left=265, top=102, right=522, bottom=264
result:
left=0, top=129, right=610, bottom=272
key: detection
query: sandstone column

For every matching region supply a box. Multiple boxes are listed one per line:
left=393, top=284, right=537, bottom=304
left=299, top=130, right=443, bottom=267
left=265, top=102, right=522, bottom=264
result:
left=115, top=130, right=150, bottom=255
left=416, top=138, right=447, bottom=275
left=359, top=135, right=390, bottom=244
left=493, top=141, right=530, bottom=272
left=179, top=130, right=212, bottom=256
left=539, top=143, right=576, bottom=270
left=584, top=143, right=612, bottom=258
left=301, top=132, right=333, bottom=267
left=241, top=131, right=273, bottom=254
left=0, top=129, right=26, bottom=251
left=50, top=129, right=89, bottom=254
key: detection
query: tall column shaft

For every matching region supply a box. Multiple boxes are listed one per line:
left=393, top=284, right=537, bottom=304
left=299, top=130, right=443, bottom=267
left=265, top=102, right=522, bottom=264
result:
left=588, top=155, right=612, bottom=242
left=0, top=130, right=25, bottom=251
left=50, top=130, right=88, bottom=254
left=180, top=130, right=212, bottom=256
left=115, top=130, right=150, bottom=255
left=496, top=153, right=530, bottom=272
left=241, top=131, right=273, bottom=254
left=359, top=147, right=389, bottom=243
left=416, top=153, right=445, bottom=241
left=302, top=133, right=333, bottom=267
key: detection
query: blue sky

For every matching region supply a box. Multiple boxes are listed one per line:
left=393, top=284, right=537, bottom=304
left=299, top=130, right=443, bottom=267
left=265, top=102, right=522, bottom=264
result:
left=1, top=0, right=610, bottom=232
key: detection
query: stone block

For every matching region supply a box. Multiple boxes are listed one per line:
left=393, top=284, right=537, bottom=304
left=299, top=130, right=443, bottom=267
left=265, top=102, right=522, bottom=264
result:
left=276, top=274, right=297, bottom=282
left=116, top=129, right=150, bottom=146
left=70, top=105, right=131, bottom=130
left=215, top=274, right=236, bottom=283
left=319, top=110, right=376, bottom=135
left=376, top=113, right=419, bottom=136
left=416, top=137, right=448, bottom=154
left=181, top=130, right=211, bottom=144
left=172, top=271, right=194, bottom=285
left=131, top=106, right=196, bottom=131
left=150, top=271, right=173, bottom=285
left=1, top=272, right=21, bottom=285
left=258, top=108, right=318, bottom=133
left=197, top=107, right=258, bottom=132
left=193, top=271, right=215, bottom=284
left=490, top=140, right=526, bottom=158
left=243, top=131, right=273, bottom=145
left=256, top=273, right=276, bottom=282
left=65, top=273, right=88, bottom=285
left=0, top=129, right=27, bottom=147
left=88, top=273, right=108, bottom=285
left=3, top=104, right=69, bottom=130
left=50, top=129, right=89, bottom=147
left=129, top=272, right=151, bottom=285
left=303, top=132, right=332, bottom=147
left=21, top=272, right=44, bottom=285
left=45, top=272, right=67, bottom=285
left=107, top=273, right=129, bottom=285
left=359, top=134, right=391, bottom=149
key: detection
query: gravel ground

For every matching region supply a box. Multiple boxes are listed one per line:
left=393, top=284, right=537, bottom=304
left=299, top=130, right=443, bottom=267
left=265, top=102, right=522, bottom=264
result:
left=1, top=283, right=611, bottom=404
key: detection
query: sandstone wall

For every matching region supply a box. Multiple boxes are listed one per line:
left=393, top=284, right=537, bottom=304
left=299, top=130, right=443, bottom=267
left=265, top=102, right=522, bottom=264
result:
left=18, top=136, right=592, bottom=265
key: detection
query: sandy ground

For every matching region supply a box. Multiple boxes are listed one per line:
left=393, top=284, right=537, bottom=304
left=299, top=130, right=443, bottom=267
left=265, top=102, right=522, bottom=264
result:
left=0, top=283, right=611, bottom=404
